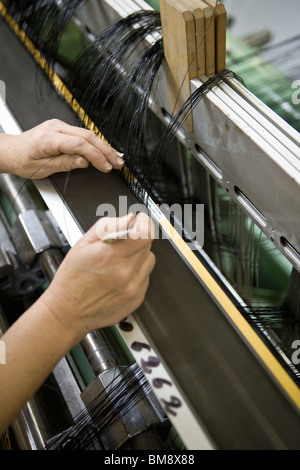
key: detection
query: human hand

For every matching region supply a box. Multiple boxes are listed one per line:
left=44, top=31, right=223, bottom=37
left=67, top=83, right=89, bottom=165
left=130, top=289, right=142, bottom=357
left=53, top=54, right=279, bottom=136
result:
left=1, top=119, right=124, bottom=178
left=41, top=213, right=156, bottom=342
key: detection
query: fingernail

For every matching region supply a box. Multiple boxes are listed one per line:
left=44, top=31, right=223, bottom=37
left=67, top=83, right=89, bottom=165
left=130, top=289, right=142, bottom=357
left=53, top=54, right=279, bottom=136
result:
left=120, top=213, right=135, bottom=223
left=116, top=151, right=125, bottom=159
left=105, top=162, right=113, bottom=171
left=116, top=152, right=125, bottom=165
left=128, top=213, right=136, bottom=229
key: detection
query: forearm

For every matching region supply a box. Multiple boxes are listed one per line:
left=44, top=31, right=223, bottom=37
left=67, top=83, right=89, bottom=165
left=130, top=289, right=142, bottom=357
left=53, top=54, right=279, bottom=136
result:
left=0, top=292, right=79, bottom=435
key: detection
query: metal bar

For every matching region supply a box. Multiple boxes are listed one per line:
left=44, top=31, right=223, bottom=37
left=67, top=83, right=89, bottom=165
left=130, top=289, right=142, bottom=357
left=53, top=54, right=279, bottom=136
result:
left=80, top=331, right=117, bottom=377
left=0, top=174, right=35, bottom=215
left=38, top=248, right=64, bottom=281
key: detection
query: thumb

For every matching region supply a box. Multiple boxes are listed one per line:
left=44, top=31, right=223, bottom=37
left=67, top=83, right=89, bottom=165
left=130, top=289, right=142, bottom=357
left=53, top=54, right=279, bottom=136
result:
left=82, top=214, right=136, bottom=245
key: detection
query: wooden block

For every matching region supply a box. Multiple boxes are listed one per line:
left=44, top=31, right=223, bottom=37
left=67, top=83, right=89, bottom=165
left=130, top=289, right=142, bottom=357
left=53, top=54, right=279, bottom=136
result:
left=181, top=0, right=206, bottom=77
left=202, top=0, right=227, bottom=71
left=196, top=0, right=215, bottom=76
left=180, top=0, right=198, bottom=80
left=160, top=0, right=196, bottom=130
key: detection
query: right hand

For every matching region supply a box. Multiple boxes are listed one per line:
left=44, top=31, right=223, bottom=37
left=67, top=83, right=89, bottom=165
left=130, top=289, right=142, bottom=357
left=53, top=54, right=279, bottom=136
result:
left=41, top=213, right=156, bottom=342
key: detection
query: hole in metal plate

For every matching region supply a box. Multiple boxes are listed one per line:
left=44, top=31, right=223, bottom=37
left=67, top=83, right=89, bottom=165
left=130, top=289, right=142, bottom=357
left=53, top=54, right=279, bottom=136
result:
left=234, top=186, right=267, bottom=227
left=280, top=237, right=300, bottom=268
left=195, top=144, right=223, bottom=181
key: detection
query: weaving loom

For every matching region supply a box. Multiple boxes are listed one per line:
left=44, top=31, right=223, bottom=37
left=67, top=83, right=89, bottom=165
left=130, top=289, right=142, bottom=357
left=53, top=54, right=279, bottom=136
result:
left=0, top=0, right=299, bottom=451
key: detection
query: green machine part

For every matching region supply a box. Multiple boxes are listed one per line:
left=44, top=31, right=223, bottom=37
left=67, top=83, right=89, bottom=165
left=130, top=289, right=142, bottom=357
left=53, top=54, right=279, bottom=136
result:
left=145, top=0, right=160, bottom=10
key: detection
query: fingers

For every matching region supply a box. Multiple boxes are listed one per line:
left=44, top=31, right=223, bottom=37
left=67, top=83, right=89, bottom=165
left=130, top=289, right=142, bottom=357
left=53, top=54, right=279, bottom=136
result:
left=44, top=119, right=124, bottom=172
left=98, top=213, right=155, bottom=254
left=134, top=251, right=156, bottom=286
left=44, top=133, right=116, bottom=173
left=84, top=213, right=137, bottom=244
left=125, top=212, right=156, bottom=243
left=30, top=155, right=89, bottom=179
left=80, top=214, right=155, bottom=271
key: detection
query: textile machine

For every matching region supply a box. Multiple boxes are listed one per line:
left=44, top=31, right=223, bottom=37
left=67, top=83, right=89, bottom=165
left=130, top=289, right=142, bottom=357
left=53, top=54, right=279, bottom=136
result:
left=0, top=0, right=299, bottom=450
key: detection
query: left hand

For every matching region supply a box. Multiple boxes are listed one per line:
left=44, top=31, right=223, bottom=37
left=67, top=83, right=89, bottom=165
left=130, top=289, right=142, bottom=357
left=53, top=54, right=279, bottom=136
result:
left=0, top=119, right=124, bottom=179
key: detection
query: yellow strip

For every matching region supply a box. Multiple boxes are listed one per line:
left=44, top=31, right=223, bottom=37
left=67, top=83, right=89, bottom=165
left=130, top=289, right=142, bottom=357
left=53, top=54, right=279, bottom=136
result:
left=160, top=218, right=300, bottom=410
left=1, top=1, right=299, bottom=410
left=0, top=429, right=12, bottom=450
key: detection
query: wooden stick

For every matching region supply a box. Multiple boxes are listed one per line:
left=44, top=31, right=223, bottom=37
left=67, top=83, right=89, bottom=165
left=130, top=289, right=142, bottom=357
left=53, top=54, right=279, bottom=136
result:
left=181, top=0, right=206, bottom=77
left=160, top=0, right=196, bottom=130
left=202, top=0, right=227, bottom=72
left=196, top=0, right=215, bottom=76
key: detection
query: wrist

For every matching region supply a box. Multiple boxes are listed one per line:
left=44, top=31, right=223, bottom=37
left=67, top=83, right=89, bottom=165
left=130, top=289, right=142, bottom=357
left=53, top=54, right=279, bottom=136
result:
left=0, top=134, right=14, bottom=173
left=39, top=286, right=85, bottom=347
left=0, top=133, right=25, bottom=176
